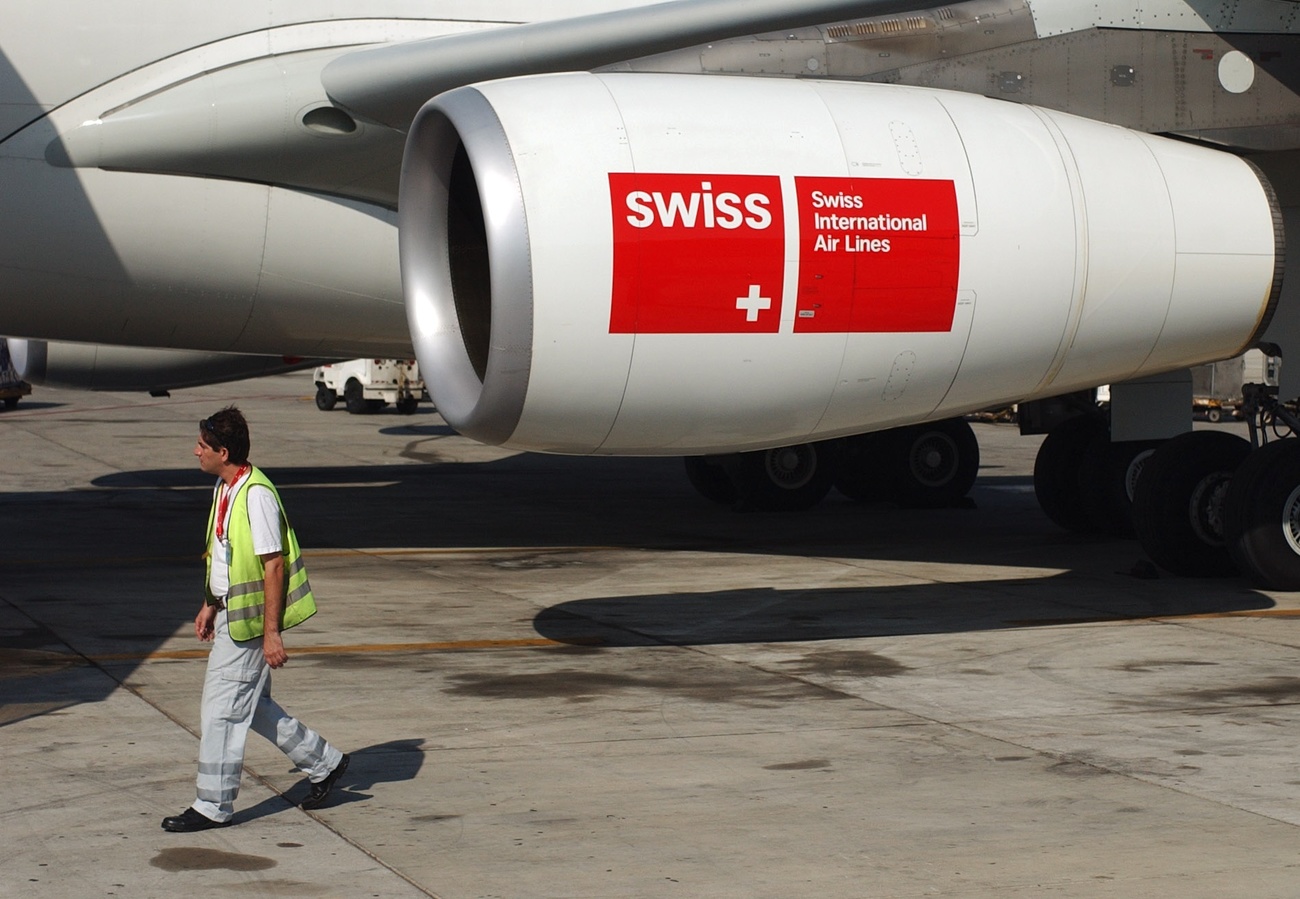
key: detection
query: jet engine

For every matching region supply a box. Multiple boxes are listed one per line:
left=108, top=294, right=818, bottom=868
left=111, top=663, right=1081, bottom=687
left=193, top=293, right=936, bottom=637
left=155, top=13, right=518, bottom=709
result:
left=400, top=73, right=1282, bottom=455
left=9, top=339, right=322, bottom=392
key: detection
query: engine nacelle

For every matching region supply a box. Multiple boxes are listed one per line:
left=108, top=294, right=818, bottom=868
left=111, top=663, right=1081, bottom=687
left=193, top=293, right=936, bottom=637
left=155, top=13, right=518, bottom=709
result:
left=400, top=73, right=1283, bottom=455
left=9, top=339, right=321, bottom=392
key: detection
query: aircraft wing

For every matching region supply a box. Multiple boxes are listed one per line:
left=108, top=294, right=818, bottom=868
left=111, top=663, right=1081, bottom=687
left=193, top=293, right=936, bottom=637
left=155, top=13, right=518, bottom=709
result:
left=322, top=0, right=939, bottom=130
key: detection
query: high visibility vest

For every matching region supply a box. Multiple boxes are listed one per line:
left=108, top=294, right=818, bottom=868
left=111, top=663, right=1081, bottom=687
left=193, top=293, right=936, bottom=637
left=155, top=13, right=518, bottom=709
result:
left=204, top=467, right=317, bottom=642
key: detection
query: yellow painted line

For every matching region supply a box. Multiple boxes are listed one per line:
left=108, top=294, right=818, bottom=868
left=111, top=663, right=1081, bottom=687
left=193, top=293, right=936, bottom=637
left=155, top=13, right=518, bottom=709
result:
left=88, top=636, right=598, bottom=663
left=1006, top=609, right=1300, bottom=627
left=1158, top=608, right=1300, bottom=620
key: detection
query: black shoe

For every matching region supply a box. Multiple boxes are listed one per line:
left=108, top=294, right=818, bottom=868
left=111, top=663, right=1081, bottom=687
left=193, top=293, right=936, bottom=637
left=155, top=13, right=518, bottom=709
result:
left=161, top=807, right=232, bottom=832
left=301, top=753, right=350, bottom=810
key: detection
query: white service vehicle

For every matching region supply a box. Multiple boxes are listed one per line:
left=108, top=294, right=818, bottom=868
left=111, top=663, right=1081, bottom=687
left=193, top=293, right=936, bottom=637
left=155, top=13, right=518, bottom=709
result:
left=314, top=359, right=423, bottom=415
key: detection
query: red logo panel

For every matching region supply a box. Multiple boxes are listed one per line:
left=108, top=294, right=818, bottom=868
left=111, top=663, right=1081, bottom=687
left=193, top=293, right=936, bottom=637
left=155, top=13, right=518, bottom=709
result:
left=609, top=174, right=785, bottom=333
left=794, top=177, right=960, bottom=333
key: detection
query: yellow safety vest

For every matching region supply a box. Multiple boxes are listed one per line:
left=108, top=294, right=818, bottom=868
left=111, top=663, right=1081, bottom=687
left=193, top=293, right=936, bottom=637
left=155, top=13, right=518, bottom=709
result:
left=204, top=467, right=317, bottom=642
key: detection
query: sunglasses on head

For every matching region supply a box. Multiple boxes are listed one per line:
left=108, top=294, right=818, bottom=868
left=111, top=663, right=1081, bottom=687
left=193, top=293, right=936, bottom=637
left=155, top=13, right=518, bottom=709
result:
left=200, top=418, right=224, bottom=449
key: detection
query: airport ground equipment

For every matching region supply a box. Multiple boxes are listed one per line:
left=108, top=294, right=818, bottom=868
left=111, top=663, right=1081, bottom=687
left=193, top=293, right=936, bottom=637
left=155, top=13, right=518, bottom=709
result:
left=0, top=338, right=31, bottom=409
left=314, top=359, right=424, bottom=415
left=1192, top=349, right=1280, bottom=422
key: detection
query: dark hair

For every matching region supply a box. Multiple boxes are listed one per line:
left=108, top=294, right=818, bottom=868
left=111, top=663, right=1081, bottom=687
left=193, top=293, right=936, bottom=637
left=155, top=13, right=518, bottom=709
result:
left=200, top=406, right=251, bottom=464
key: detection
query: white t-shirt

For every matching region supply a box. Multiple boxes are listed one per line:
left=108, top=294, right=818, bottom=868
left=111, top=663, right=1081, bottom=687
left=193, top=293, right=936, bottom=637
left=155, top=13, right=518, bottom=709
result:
left=208, top=470, right=284, bottom=599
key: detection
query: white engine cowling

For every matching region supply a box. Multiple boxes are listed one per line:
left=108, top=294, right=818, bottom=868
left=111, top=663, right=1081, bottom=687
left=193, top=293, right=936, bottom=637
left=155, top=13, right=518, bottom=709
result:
left=400, top=73, right=1283, bottom=455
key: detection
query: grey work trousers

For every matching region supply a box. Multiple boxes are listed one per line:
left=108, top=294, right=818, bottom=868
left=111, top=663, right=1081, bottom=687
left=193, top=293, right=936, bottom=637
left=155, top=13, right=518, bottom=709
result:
left=192, top=606, right=342, bottom=823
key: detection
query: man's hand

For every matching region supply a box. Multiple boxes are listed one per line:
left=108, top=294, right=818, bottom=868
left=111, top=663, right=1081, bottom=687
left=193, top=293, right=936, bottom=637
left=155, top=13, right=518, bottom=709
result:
left=195, top=603, right=218, bottom=642
left=263, top=631, right=287, bottom=669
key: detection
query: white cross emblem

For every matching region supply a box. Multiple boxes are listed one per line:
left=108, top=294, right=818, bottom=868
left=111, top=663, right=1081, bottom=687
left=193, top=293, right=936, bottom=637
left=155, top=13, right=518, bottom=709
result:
left=735, top=284, right=771, bottom=322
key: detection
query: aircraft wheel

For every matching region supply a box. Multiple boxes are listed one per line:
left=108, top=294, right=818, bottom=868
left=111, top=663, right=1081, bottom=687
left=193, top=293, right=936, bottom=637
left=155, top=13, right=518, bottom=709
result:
left=834, top=432, right=887, bottom=503
left=396, top=395, right=419, bottom=415
left=1077, top=436, right=1162, bottom=537
left=315, top=383, right=337, bottom=411
left=725, top=441, right=838, bottom=512
left=1033, top=413, right=1107, bottom=533
left=1131, top=430, right=1250, bottom=577
left=344, top=379, right=367, bottom=414
left=3, top=396, right=17, bottom=410
left=683, top=456, right=738, bottom=505
left=880, top=419, right=979, bottom=508
left=1224, top=439, right=1300, bottom=590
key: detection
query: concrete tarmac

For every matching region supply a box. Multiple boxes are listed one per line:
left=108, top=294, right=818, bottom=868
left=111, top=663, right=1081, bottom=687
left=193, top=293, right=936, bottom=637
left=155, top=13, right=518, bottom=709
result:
left=3, top=375, right=1300, bottom=898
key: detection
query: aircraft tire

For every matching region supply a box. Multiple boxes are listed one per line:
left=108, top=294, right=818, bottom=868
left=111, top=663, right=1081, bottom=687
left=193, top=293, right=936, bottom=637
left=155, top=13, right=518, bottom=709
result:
left=834, top=432, right=888, bottom=503
left=724, top=441, right=837, bottom=512
left=1077, top=436, right=1162, bottom=537
left=1131, top=430, right=1250, bottom=577
left=683, top=456, right=739, bottom=505
left=315, top=383, right=337, bottom=411
left=344, top=379, right=367, bottom=414
left=1223, top=439, right=1300, bottom=590
left=880, top=419, right=979, bottom=508
left=396, top=396, right=419, bottom=415
left=1032, top=413, right=1107, bottom=533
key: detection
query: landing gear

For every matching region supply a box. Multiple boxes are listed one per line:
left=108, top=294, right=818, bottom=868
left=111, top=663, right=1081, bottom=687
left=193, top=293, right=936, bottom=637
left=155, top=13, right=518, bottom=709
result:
left=682, top=419, right=981, bottom=512
left=836, top=420, right=980, bottom=507
left=683, top=456, right=739, bottom=505
left=1077, top=435, right=1162, bottom=537
left=1130, top=431, right=1251, bottom=578
left=1032, top=413, right=1108, bottom=533
left=878, top=419, right=979, bottom=508
left=396, top=394, right=420, bottom=415
left=723, top=442, right=838, bottom=512
left=833, top=432, right=886, bottom=503
left=1032, top=414, right=1163, bottom=538
left=1224, top=439, right=1300, bottom=589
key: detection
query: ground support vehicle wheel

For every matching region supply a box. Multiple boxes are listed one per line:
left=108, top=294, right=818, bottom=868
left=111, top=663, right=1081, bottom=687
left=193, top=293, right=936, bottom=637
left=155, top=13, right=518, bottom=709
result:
left=1131, top=430, right=1251, bottom=577
left=344, top=379, right=367, bottom=414
left=315, top=383, right=337, bottom=411
left=1077, top=436, right=1162, bottom=537
left=1224, top=439, right=1300, bottom=590
left=723, top=441, right=838, bottom=512
left=834, top=433, right=887, bottom=503
left=683, top=456, right=739, bottom=505
left=879, top=419, right=979, bottom=508
left=1033, top=413, right=1108, bottom=533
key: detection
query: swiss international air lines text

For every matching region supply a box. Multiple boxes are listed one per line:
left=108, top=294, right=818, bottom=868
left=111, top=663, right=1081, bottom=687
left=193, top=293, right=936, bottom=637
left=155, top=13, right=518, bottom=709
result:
left=608, top=173, right=959, bottom=335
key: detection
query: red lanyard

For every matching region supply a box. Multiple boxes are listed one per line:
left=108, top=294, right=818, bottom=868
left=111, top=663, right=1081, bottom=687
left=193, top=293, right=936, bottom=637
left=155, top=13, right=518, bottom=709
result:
left=215, top=464, right=250, bottom=541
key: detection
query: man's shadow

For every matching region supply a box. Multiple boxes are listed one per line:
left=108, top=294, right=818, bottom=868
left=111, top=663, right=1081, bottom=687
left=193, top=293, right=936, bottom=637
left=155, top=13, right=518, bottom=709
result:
left=239, top=738, right=425, bottom=822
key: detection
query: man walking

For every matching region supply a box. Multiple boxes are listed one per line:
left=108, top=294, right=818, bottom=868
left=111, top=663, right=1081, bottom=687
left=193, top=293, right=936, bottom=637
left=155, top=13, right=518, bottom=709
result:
left=162, top=406, right=349, bottom=832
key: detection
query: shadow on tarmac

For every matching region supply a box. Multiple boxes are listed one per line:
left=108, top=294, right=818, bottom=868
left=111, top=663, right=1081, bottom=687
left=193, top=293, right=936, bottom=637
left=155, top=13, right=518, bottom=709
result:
left=235, top=738, right=427, bottom=822
left=0, top=452, right=1275, bottom=723
left=533, top=581, right=1272, bottom=648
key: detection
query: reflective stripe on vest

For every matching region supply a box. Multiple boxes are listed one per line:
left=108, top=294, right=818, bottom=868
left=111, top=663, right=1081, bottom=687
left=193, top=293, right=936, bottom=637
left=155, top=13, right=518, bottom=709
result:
left=203, top=467, right=317, bottom=641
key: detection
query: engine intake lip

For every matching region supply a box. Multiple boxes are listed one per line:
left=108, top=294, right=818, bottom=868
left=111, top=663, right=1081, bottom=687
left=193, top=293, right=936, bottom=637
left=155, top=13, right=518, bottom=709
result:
left=400, top=86, right=532, bottom=445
